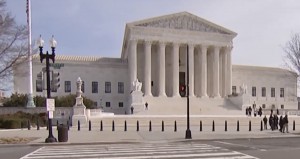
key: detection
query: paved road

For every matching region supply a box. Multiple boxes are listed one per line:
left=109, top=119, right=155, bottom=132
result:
left=20, top=142, right=257, bottom=159
left=7, top=137, right=300, bottom=159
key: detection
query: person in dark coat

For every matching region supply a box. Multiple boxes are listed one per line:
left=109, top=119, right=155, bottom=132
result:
left=274, top=115, right=278, bottom=130
left=269, top=114, right=274, bottom=131
left=279, top=115, right=283, bottom=132
left=263, top=115, right=268, bottom=130
left=283, top=115, right=289, bottom=133
left=246, top=107, right=248, bottom=116
left=277, top=108, right=279, bottom=115
left=249, top=106, right=252, bottom=116
left=258, top=106, right=262, bottom=117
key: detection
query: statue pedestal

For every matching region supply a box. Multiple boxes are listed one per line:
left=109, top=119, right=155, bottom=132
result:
left=72, top=97, right=87, bottom=125
left=129, top=91, right=144, bottom=114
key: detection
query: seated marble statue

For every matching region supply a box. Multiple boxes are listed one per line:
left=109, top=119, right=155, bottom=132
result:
left=132, top=79, right=142, bottom=92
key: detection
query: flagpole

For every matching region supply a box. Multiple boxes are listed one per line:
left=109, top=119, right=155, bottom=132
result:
left=26, top=0, right=36, bottom=108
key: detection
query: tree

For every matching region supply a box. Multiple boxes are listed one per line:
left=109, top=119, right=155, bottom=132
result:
left=0, top=0, right=28, bottom=91
left=283, top=33, right=300, bottom=76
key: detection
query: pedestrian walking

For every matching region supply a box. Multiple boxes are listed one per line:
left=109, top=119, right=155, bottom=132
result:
left=145, top=102, right=148, bottom=110
left=258, top=106, right=262, bottom=117
left=269, top=114, right=274, bottom=131
left=283, top=114, right=289, bottom=133
left=263, top=115, right=268, bottom=130
left=279, top=115, right=283, bottom=132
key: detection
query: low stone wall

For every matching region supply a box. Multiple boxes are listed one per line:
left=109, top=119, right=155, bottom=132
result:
left=0, top=107, right=73, bottom=118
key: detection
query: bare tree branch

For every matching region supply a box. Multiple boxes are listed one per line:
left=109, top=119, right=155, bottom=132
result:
left=283, top=33, right=300, bottom=76
left=0, top=0, right=30, bottom=90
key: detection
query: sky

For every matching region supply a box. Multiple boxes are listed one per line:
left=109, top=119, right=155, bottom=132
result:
left=5, top=0, right=300, bottom=68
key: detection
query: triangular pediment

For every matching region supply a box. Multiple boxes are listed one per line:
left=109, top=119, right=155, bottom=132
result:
left=128, top=12, right=236, bottom=35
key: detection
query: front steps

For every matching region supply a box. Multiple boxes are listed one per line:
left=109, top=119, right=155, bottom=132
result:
left=138, top=96, right=243, bottom=115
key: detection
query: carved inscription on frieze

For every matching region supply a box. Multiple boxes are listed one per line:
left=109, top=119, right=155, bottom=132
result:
left=136, top=15, right=228, bottom=34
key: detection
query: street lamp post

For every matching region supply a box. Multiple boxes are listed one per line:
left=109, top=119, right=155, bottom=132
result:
left=185, top=45, right=192, bottom=139
left=37, top=35, right=57, bottom=143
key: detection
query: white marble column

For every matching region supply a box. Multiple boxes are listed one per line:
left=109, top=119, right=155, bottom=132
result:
left=188, top=44, right=195, bottom=97
left=144, top=40, right=152, bottom=96
left=172, top=42, right=180, bottom=97
left=223, top=48, right=228, bottom=97
left=128, top=39, right=137, bottom=90
left=213, top=46, right=220, bottom=97
left=226, top=46, right=233, bottom=95
left=158, top=42, right=166, bottom=96
left=200, top=45, right=208, bottom=97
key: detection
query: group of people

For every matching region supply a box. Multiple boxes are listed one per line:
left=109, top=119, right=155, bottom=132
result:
left=263, top=112, right=289, bottom=133
left=246, top=105, right=262, bottom=117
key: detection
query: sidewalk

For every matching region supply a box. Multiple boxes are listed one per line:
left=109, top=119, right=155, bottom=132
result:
left=0, top=124, right=299, bottom=146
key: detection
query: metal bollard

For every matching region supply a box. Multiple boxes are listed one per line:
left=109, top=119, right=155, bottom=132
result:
left=249, top=120, right=251, bottom=131
left=212, top=120, right=215, bottom=132
left=112, top=120, right=115, bottom=131
left=78, top=120, right=80, bottom=131
left=137, top=120, right=139, bottom=131
left=225, top=120, right=227, bottom=132
left=37, top=120, right=40, bottom=130
left=200, top=120, right=202, bottom=132
left=124, top=120, right=127, bottom=131
left=149, top=120, right=152, bottom=132
left=27, top=120, right=31, bottom=130
left=293, top=120, right=295, bottom=131
left=174, top=120, right=177, bottom=132
left=89, top=120, right=91, bottom=131
left=261, top=120, right=263, bottom=131
left=100, top=120, right=103, bottom=131
left=237, top=120, right=239, bottom=131
left=162, top=121, right=164, bottom=132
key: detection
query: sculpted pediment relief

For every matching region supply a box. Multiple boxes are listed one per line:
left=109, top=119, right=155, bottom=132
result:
left=131, top=12, right=235, bottom=35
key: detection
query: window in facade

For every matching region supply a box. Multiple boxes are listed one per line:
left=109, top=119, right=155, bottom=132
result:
left=105, top=82, right=111, bottom=93
left=92, top=81, right=98, bottom=93
left=281, top=105, right=284, bottom=109
left=262, top=104, right=266, bottom=109
left=93, top=102, right=97, bottom=107
left=271, top=104, right=275, bottom=109
left=262, top=87, right=266, bottom=97
left=118, top=82, right=124, bottom=94
left=81, top=81, right=85, bottom=93
left=105, top=102, right=110, bottom=107
left=280, top=88, right=284, bottom=98
left=232, top=86, right=237, bottom=95
left=119, top=102, right=123, bottom=107
left=64, top=81, right=71, bottom=93
left=271, top=88, right=275, bottom=97
left=252, top=87, right=256, bottom=97
left=36, top=80, right=43, bottom=92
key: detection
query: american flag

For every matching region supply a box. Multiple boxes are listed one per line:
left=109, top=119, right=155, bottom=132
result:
left=26, top=0, right=30, bottom=25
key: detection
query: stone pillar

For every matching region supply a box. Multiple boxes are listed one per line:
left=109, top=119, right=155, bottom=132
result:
left=158, top=42, right=166, bottom=97
left=144, top=41, right=152, bottom=96
left=200, top=45, right=208, bottom=97
left=223, top=48, right=228, bottom=97
left=188, top=44, right=195, bottom=97
left=172, top=42, right=180, bottom=97
left=213, top=46, right=220, bottom=98
left=226, top=46, right=233, bottom=95
left=128, top=39, right=138, bottom=90
left=219, top=50, right=223, bottom=97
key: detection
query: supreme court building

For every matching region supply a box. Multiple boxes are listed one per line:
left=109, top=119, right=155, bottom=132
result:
left=14, top=12, right=298, bottom=115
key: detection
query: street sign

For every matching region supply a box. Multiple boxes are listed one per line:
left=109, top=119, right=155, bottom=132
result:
left=46, top=98, right=55, bottom=111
